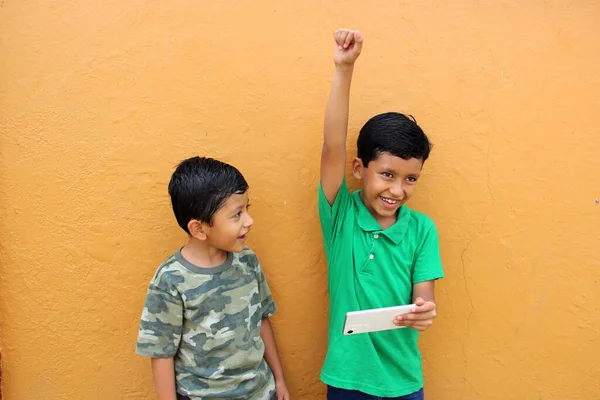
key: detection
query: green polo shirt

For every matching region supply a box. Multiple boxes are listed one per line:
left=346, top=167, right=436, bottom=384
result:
left=318, top=180, right=444, bottom=397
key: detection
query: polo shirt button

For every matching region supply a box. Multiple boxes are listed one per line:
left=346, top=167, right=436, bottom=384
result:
left=374, top=234, right=379, bottom=239
left=369, top=254, right=374, bottom=260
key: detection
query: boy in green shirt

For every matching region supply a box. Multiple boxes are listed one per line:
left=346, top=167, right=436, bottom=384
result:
left=319, top=29, right=444, bottom=399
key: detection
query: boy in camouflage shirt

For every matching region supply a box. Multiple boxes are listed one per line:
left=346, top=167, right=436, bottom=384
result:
left=136, top=157, right=290, bottom=400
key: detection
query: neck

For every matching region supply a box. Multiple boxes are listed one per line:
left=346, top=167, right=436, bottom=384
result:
left=376, top=213, right=398, bottom=230
left=181, top=238, right=228, bottom=268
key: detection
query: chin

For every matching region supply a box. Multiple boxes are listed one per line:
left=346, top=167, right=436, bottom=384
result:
left=375, top=204, right=401, bottom=216
left=231, top=243, right=246, bottom=252
left=379, top=209, right=399, bottom=217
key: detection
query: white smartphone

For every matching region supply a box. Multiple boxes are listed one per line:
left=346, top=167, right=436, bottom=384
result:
left=342, top=304, right=416, bottom=335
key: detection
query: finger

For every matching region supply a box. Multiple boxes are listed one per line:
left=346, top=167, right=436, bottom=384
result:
left=395, top=310, right=435, bottom=322
left=333, top=29, right=342, bottom=47
left=394, top=312, right=410, bottom=322
left=411, top=321, right=434, bottom=331
left=395, top=311, right=423, bottom=321
left=411, top=302, right=435, bottom=313
left=343, top=30, right=355, bottom=48
left=340, top=30, right=352, bottom=49
left=396, top=319, right=433, bottom=330
left=352, top=30, right=363, bottom=52
left=409, top=325, right=428, bottom=331
left=410, top=310, right=436, bottom=320
left=394, top=320, right=426, bottom=329
left=354, top=30, right=364, bottom=43
left=394, top=316, right=418, bottom=325
left=338, top=29, right=350, bottom=47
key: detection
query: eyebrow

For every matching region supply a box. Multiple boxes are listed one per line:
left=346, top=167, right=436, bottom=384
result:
left=231, top=199, right=250, bottom=212
left=380, top=168, right=421, bottom=177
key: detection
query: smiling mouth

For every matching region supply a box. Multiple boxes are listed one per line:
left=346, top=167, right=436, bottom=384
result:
left=380, top=196, right=402, bottom=205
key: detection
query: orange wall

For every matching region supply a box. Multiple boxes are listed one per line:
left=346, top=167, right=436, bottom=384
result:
left=1, top=1, right=599, bottom=399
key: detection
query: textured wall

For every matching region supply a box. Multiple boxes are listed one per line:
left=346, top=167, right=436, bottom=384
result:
left=1, top=1, right=599, bottom=399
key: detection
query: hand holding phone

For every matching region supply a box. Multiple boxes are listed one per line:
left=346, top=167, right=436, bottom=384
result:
left=343, top=304, right=416, bottom=335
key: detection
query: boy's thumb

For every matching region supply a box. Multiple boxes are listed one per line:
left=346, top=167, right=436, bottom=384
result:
left=354, top=31, right=364, bottom=49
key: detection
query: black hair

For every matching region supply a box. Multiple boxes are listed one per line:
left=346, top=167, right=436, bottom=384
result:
left=357, top=112, right=431, bottom=166
left=168, top=157, right=248, bottom=233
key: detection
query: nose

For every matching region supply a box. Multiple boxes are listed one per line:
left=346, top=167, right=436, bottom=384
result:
left=389, top=182, right=405, bottom=200
left=244, top=212, right=254, bottom=228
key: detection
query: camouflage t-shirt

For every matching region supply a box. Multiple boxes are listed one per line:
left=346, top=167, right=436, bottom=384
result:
left=136, top=247, right=277, bottom=400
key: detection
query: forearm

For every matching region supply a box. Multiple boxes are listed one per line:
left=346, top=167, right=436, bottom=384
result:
left=151, top=357, right=177, bottom=400
left=324, top=65, right=354, bottom=151
left=412, top=280, right=436, bottom=303
left=260, top=318, right=286, bottom=382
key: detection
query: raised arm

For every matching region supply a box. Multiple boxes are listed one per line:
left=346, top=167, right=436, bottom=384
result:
left=320, top=29, right=363, bottom=205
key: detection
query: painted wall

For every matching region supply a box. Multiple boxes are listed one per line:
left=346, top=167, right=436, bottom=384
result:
left=1, top=1, right=599, bottom=399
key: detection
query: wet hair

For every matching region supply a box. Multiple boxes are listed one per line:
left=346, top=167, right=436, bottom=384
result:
left=357, top=112, right=431, bottom=166
left=168, top=157, right=248, bottom=232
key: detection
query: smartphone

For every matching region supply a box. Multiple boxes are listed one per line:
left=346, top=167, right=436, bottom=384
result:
left=342, top=304, right=416, bottom=335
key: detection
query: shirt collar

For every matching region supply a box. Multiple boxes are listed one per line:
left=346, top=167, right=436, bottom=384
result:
left=352, top=190, right=411, bottom=244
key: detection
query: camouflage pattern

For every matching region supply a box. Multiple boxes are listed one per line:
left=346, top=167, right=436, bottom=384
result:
left=136, top=247, right=277, bottom=400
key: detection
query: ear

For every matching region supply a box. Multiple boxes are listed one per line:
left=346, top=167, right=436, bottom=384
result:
left=187, top=219, right=208, bottom=241
left=352, top=157, right=364, bottom=180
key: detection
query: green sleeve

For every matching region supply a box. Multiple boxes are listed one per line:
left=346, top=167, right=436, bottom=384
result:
left=318, top=180, right=353, bottom=249
left=412, top=222, right=444, bottom=284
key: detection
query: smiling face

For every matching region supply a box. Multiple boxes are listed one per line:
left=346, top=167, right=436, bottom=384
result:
left=202, top=191, right=254, bottom=253
left=352, top=152, right=423, bottom=227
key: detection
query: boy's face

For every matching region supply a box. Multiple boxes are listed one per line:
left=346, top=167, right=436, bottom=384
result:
left=352, top=152, right=423, bottom=222
left=203, top=191, right=253, bottom=253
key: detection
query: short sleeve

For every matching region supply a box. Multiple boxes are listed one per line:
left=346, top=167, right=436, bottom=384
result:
left=318, top=179, right=353, bottom=247
left=412, top=222, right=444, bottom=284
left=136, top=270, right=183, bottom=358
left=256, top=262, right=277, bottom=319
